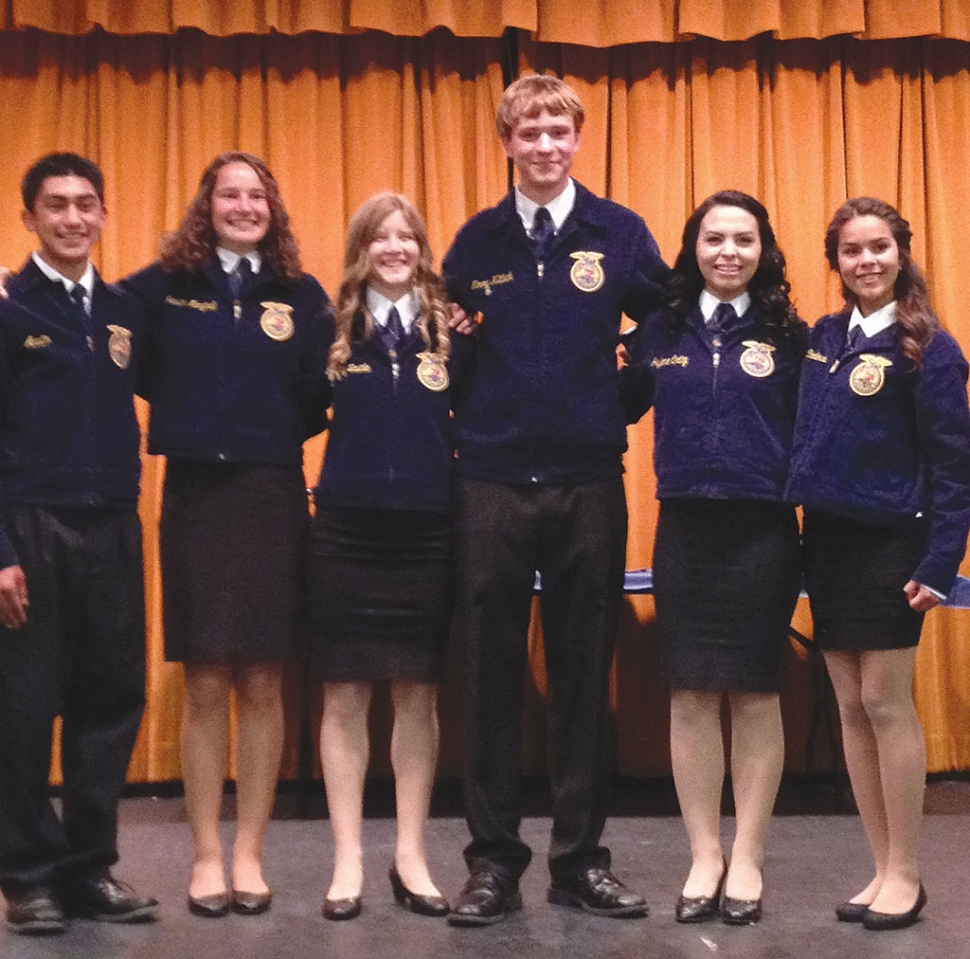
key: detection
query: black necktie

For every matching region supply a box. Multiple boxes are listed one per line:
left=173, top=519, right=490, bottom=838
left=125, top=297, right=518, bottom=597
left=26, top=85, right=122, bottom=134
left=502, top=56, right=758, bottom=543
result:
left=709, top=301, right=736, bottom=333
left=531, top=206, right=555, bottom=260
left=229, top=257, right=251, bottom=299
left=69, top=282, right=88, bottom=315
left=68, top=282, right=95, bottom=348
left=385, top=305, right=406, bottom=352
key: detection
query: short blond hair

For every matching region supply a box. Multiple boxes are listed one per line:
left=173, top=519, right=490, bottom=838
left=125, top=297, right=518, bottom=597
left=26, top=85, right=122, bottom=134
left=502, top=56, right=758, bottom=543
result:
left=495, top=74, right=585, bottom=140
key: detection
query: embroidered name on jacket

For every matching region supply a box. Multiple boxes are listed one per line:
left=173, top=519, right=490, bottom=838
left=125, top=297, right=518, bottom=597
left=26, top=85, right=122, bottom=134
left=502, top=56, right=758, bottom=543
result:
left=471, top=273, right=514, bottom=296
left=806, top=349, right=827, bottom=363
left=346, top=363, right=372, bottom=374
left=165, top=296, right=219, bottom=313
left=23, top=335, right=52, bottom=349
left=651, top=355, right=689, bottom=368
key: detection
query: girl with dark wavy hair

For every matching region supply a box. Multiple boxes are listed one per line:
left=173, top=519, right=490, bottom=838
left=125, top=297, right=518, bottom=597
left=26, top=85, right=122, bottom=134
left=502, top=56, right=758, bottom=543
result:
left=788, top=198, right=970, bottom=930
left=124, top=152, right=331, bottom=919
left=307, top=193, right=454, bottom=921
left=624, top=190, right=806, bottom=926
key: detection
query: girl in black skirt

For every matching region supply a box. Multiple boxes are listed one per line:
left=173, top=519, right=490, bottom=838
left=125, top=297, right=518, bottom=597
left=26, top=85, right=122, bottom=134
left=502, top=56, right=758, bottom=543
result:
left=788, top=198, right=970, bottom=930
left=308, top=194, right=455, bottom=920
left=624, top=192, right=806, bottom=924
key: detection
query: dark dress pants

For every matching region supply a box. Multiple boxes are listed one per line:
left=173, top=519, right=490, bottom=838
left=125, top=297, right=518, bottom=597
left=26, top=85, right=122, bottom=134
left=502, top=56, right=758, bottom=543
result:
left=0, top=507, right=146, bottom=894
left=454, top=476, right=627, bottom=881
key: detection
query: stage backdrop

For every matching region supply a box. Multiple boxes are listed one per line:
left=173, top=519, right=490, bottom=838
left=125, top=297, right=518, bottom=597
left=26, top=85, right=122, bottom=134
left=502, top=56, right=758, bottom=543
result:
left=0, top=0, right=969, bottom=782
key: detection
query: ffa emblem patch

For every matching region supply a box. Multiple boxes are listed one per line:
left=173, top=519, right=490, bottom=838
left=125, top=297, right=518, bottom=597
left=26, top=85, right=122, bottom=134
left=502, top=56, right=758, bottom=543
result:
left=259, top=302, right=295, bottom=341
left=849, top=354, right=893, bottom=396
left=569, top=252, right=605, bottom=293
left=106, top=325, right=132, bottom=369
left=416, top=352, right=449, bottom=392
left=739, top=340, right=776, bottom=378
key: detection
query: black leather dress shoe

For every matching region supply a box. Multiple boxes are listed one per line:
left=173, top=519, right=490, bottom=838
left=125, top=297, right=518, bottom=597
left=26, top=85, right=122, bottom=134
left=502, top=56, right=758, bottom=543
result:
left=835, top=899, right=868, bottom=923
left=63, top=874, right=158, bottom=923
left=5, top=885, right=66, bottom=935
left=231, top=889, right=272, bottom=916
left=547, top=867, right=648, bottom=918
left=322, top=896, right=362, bottom=920
left=188, top=892, right=230, bottom=918
left=447, top=871, right=522, bottom=926
left=720, top=894, right=762, bottom=925
left=389, top=866, right=449, bottom=917
left=676, top=867, right=726, bottom=924
left=862, top=884, right=927, bottom=931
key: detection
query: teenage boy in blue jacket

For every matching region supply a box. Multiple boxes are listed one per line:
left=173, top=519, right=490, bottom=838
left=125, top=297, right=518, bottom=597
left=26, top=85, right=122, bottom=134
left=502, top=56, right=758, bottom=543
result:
left=443, top=74, right=668, bottom=925
left=0, top=154, right=156, bottom=935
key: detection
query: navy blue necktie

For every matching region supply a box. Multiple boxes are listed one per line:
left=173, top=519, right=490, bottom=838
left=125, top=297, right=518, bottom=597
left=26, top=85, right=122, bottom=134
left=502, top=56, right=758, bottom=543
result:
left=846, top=324, right=865, bottom=352
left=709, top=301, right=736, bottom=333
left=530, top=206, right=555, bottom=260
left=229, top=257, right=251, bottom=299
left=68, top=282, right=96, bottom=348
left=385, top=305, right=406, bottom=352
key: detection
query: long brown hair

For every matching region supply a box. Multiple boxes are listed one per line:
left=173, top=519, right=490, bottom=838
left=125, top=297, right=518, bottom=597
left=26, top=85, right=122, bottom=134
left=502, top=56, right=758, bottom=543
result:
left=824, top=197, right=938, bottom=367
left=160, top=151, right=301, bottom=281
left=328, top=192, right=449, bottom=380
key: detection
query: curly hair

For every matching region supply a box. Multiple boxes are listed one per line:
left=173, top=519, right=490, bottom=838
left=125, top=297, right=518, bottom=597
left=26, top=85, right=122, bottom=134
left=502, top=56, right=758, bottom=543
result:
left=160, top=151, right=301, bottom=281
left=328, top=192, right=449, bottom=381
left=824, top=197, right=938, bottom=368
left=665, top=190, right=800, bottom=336
left=495, top=74, right=585, bottom=140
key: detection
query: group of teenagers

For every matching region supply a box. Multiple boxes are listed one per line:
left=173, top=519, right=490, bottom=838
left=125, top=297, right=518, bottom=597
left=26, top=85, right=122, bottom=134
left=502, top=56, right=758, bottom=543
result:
left=0, top=72, right=968, bottom=939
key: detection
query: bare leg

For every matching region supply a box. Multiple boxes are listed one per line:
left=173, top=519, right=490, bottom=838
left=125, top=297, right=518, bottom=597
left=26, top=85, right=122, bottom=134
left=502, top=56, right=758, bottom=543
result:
left=669, top=689, right=726, bottom=897
left=858, top=648, right=925, bottom=915
left=181, top=664, right=232, bottom=899
left=725, top=691, right=784, bottom=900
left=320, top=681, right=372, bottom=900
left=230, top=663, right=284, bottom=894
left=390, top=680, right=442, bottom=896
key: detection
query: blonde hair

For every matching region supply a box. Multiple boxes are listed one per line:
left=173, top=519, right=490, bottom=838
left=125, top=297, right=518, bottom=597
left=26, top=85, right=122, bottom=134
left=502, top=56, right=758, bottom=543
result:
left=328, top=192, right=449, bottom=380
left=495, top=74, right=585, bottom=140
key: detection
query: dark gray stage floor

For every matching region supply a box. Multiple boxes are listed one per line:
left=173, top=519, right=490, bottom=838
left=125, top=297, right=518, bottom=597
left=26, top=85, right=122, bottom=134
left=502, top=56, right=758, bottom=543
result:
left=3, top=778, right=969, bottom=959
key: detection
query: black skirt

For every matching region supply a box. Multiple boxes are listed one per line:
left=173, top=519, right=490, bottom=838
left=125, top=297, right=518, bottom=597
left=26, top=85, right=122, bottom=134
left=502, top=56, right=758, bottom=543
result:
left=802, top=508, right=926, bottom=650
left=653, top=499, right=801, bottom=693
left=160, top=459, right=309, bottom=663
left=306, top=507, right=453, bottom=682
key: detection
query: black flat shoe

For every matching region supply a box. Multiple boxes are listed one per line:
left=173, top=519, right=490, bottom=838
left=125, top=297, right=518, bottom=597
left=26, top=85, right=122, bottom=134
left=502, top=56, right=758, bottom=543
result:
left=676, top=865, right=726, bottom=924
left=862, top=884, right=927, bottom=931
left=721, top=895, right=762, bottom=925
left=188, top=893, right=231, bottom=918
left=231, top=889, right=272, bottom=916
left=389, top=866, right=449, bottom=916
left=835, top=899, right=869, bottom=923
left=323, top=896, right=362, bottom=921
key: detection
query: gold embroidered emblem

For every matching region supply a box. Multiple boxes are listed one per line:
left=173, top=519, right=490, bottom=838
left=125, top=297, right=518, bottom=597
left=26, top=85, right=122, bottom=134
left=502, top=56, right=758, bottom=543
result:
left=806, top=349, right=827, bottom=363
left=164, top=296, right=218, bottom=313
left=23, top=335, right=52, bottom=349
left=416, top=352, right=449, bottom=392
left=739, top=340, right=776, bottom=378
left=259, top=302, right=294, bottom=341
left=569, top=252, right=605, bottom=293
left=849, top=354, right=893, bottom=396
left=106, top=325, right=132, bottom=369
left=651, top=355, right=689, bottom=369
left=346, top=363, right=372, bottom=374
left=471, top=273, right=514, bottom=297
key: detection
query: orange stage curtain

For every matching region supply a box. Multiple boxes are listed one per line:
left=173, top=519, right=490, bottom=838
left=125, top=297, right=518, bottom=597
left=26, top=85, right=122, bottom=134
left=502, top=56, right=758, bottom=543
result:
left=1, top=17, right=970, bottom=780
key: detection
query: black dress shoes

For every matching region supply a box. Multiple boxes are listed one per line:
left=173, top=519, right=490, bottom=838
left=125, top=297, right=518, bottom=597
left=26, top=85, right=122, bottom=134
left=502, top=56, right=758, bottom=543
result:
left=4, top=885, right=66, bottom=935
left=62, top=873, right=158, bottom=923
left=835, top=899, right=869, bottom=923
left=676, top=866, right=726, bottom=924
left=862, top=884, right=927, bottom=931
left=388, top=866, right=449, bottom=916
left=547, top=867, right=648, bottom=918
left=447, top=870, right=522, bottom=926
left=231, top=889, right=273, bottom=916
left=188, top=892, right=230, bottom=918
left=720, top=894, right=762, bottom=925
left=322, top=895, right=362, bottom=920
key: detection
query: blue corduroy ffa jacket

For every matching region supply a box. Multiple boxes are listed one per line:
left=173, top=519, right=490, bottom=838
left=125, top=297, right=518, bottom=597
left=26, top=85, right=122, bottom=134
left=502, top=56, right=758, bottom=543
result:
left=786, top=311, right=970, bottom=595
left=312, top=319, right=454, bottom=513
left=0, top=258, right=144, bottom=567
left=623, top=304, right=807, bottom=501
left=443, top=182, right=669, bottom=485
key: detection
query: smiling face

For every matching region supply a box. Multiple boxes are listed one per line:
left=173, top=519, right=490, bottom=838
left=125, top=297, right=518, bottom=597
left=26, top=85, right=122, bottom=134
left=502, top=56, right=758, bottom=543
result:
left=695, top=205, right=762, bottom=301
left=365, top=209, right=420, bottom=301
left=503, top=108, right=580, bottom=206
left=836, top=214, right=901, bottom=315
left=210, top=161, right=271, bottom=255
left=22, top=175, right=105, bottom=282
